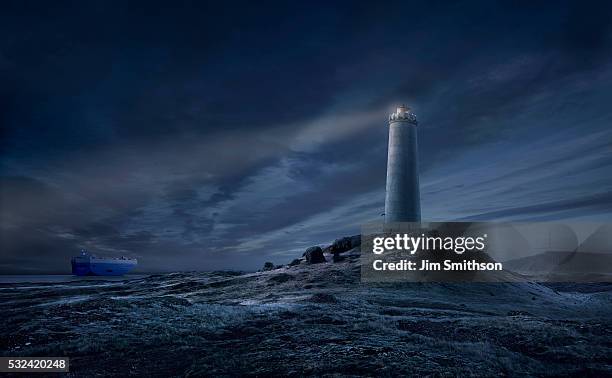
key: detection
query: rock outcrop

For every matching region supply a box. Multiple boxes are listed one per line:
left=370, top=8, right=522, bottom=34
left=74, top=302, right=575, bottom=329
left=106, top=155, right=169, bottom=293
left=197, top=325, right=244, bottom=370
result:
left=303, top=246, right=326, bottom=264
left=324, top=235, right=361, bottom=262
left=328, top=236, right=361, bottom=253
left=288, top=258, right=302, bottom=266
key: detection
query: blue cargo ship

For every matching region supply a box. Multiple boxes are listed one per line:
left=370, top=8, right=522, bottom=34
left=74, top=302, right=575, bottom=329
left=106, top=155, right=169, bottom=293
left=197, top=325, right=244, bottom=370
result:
left=71, top=250, right=137, bottom=276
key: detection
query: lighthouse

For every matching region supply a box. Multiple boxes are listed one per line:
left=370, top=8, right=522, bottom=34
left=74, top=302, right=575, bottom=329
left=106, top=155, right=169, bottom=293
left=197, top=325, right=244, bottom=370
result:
left=384, top=105, right=421, bottom=222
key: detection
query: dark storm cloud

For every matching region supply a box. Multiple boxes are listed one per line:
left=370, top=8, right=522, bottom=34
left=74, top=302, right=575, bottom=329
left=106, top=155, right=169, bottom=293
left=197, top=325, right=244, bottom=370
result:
left=1, top=1, right=612, bottom=272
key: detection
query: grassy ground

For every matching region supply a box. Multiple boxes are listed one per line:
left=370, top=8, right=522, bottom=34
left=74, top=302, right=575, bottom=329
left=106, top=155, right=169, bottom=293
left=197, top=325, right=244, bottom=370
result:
left=1, top=252, right=611, bottom=376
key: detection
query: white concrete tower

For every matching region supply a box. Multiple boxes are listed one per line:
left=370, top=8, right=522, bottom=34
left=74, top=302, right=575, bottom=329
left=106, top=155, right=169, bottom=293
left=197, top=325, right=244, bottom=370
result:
left=384, top=105, right=421, bottom=222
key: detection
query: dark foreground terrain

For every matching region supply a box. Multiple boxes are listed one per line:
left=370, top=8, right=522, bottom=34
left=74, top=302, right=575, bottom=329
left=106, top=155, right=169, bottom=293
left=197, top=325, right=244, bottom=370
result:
left=1, top=249, right=611, bottom=376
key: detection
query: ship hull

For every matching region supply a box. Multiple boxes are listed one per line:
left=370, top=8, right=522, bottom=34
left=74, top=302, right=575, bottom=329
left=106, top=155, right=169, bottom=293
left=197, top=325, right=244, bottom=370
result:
left=72, top=261, right=137, bottom=276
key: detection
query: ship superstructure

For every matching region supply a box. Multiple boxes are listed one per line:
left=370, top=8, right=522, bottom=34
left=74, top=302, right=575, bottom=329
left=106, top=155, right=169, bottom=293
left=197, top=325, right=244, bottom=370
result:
left=71, top=250, right=137, bottom=276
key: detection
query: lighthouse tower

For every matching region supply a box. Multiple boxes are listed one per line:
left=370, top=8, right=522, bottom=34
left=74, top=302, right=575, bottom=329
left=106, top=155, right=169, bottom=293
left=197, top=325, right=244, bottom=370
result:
left=384, top=105, right=421, bottom=222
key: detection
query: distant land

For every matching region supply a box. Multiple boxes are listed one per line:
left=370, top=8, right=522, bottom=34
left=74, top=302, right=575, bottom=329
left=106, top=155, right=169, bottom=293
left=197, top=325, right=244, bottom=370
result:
left=505, top=251, right=612, bottom=281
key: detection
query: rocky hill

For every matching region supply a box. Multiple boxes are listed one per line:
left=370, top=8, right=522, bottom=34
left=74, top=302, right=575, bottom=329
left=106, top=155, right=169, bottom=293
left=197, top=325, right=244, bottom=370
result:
left=1, top=235, right=611, bottom=376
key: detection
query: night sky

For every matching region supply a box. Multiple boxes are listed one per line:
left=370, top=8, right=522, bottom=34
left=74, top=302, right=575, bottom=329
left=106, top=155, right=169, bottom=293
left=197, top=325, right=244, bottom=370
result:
left=1, top=1, right=612, bottom=273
